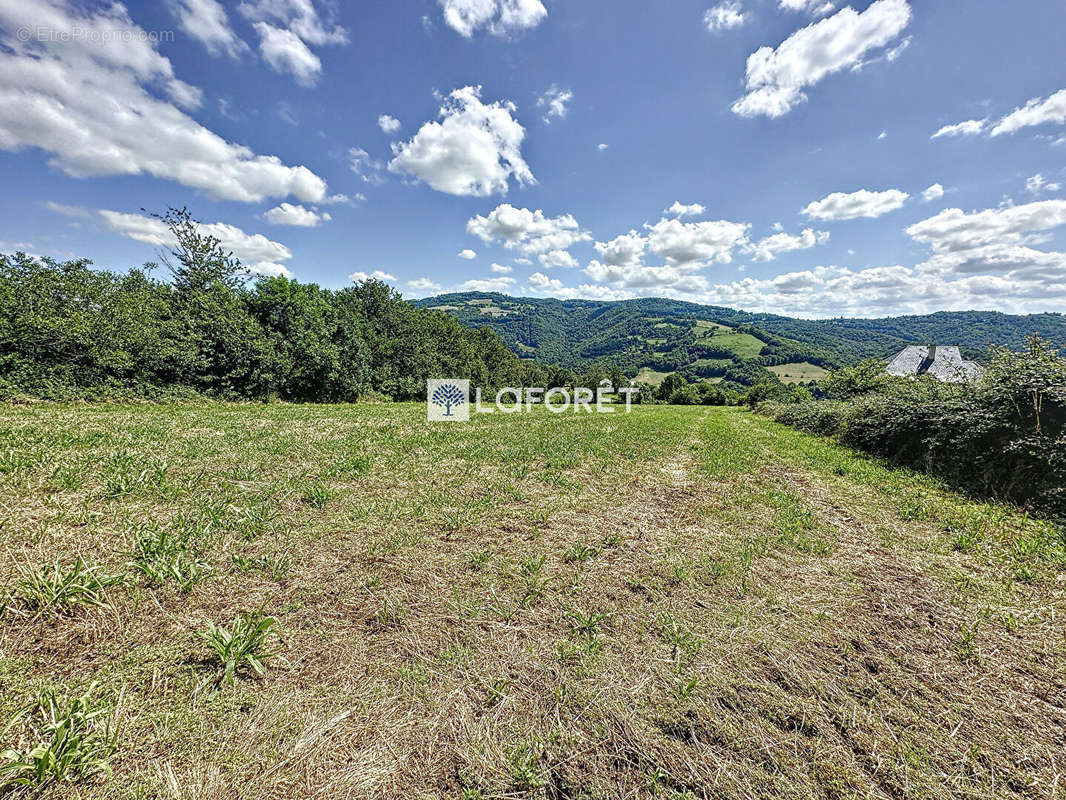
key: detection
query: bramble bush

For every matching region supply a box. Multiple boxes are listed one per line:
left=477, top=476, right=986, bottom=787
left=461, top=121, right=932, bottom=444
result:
left=761, top=337, right=1066, bottom=517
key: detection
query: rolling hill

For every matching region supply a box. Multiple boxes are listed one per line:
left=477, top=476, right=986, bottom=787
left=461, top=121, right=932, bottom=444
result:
left=417, top=293, right=1066, bottom=383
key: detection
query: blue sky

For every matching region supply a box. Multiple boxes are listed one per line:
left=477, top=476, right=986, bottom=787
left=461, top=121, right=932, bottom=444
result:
left=1, top=0, right=1065, bottom=317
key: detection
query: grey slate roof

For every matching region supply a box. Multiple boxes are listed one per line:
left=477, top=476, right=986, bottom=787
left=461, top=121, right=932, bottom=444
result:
left=885, top=345, right=983, bottom=384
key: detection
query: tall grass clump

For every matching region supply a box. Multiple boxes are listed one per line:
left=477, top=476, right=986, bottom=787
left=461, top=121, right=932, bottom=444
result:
left=201, top=612, right=277, bottom=686
left=10, top=557, right=123, bottom=617
left=0, top=683, right=119, bottom=790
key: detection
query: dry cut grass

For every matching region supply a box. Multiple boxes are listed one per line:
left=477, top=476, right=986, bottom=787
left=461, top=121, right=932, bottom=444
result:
left=0, top=402, right=1063, bottom=799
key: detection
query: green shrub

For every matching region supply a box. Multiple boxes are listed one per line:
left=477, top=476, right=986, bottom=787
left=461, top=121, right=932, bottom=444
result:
left=764, top=338, right=1066, bottom=517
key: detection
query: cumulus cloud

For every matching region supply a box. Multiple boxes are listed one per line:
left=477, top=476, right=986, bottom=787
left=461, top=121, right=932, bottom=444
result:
left=238, top=0, right=348, bottom=85
left=538, top=250, right=578, bottom=268
left=905, top=200, right=1066, bottom=282
left=439, top=0, right=547, bottom=37
left=585, top=262, right=711, bottom=293
left=348, top=269, right=396, bottom=282
left=594, top=231, right=647, bottom=266
left=466, top=204, right=590, bottom=254
left=0, top=1, right=330, bottom=204
left=704, top=2, right=747, bottom=33
left=665, top=201, right=706, bottom=218
left=457, top=248, right=477, bottom=259
left=263, top=202, right=331, bottom=227
left=171, top=0, right=250, bottom=59
left=537, top=85, right=573, bottom=123
left=990, top=89, right=1066, bottom=137
left=520, top=199, right=1066, bottom=315
left=746, top=227, right=829, bottom=262
left=456, top=276, right=516, bottom=292
left=802, top=188, right=909, bottom=220
left=378, top=114, right=401, bottom=134
left=931, top=119, right=986, bottom=139
left=921, top=183, right=945, bottom=202
left=643, top=217, right=751, bottom=265
left=389, top=86, right=533, bottom=196
left=732, top=0, right=912, bottom=118
left=100, top=209, right=294, bottom=277
left=490, top=263, right=513, bottom=273
left=406, top=277, right=441, bottom=292
left=1026, top=174, right=1062, bottom=194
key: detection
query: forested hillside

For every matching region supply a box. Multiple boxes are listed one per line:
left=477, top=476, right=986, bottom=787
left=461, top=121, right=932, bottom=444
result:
left=418, top=292, right=1066, bottom=378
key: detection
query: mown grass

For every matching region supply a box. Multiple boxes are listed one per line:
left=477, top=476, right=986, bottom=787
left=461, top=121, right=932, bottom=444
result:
left=0, top=402, right=1063, bottom=799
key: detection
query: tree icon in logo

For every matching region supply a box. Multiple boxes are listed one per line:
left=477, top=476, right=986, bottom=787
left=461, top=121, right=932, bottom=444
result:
left=431, top=383, right=466, bottom=416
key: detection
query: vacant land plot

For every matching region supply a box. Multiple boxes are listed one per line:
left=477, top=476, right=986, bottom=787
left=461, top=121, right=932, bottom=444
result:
left=0, top=404, right=1064, bottom=799
left=635, top=367, right=671, bottom=387
left=700, top=332, right=765, bottom=358
left=768, top=361, right=830, bottom=383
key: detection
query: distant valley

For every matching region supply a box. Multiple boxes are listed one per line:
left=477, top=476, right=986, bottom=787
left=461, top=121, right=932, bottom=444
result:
left=417, top=293, right=1066, bottom=386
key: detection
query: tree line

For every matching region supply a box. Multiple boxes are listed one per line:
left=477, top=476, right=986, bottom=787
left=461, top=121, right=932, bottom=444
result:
left=0, top=209, right=599, bottom=402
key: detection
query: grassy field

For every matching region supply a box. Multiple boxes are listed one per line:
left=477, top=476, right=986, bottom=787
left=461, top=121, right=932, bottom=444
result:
left=0, top=403, right=1064, bottom=799
left=768, top=362, right=831, bottom=383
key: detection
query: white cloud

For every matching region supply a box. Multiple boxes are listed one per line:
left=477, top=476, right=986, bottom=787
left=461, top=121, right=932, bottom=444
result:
left=349, top=147, right=386, bottom=185
left=389, top=86, right=533, bottom=196
left=171, top=0, right=249, bottom=59
left=490, top=263, right=513, bottom=273
left=664, top=201, right=706, bottom=218
left=406, top=277, right=441, bottom=291
left=704, top=2, right=747, bottom=33
left=44, top=201, right=90, bottom=218
left=467, top=204, right=590, bottom=253
left=378, top=114, right=401, bottom=134
left=594, top=230, right=647, bottom=266
left=348, top=269, right=396, bottom=282
left=732, top=0, right=912, bottom=118
left=99, top=209, right=294, bottom=277
left=439, top=0, right=547, bottom=38
left=597, top=143, right=609, bottom=151
left=0, top=1, right=330, bottom=203
left=263, top=202, right=331, bottom=227
left=905, top=200, right=1066, bottom=281
left=538, top=250, right=578, bottom=268
left=455, top=276, right=516, bottom=292
left=585, top=261, right=711, bottom=293
left=747, top=227, right=829, bottom=262
left=537, top=85, right=572, bottom=123
left=252, top=23, right=320, bottom=85
left=457, top=248, right=477, bottom=259
left=921, top=183, right=945, bottom=202
left=238, top=0, right=348, bottom=85
left=643, top=217, right=751, bottom=265
left=802, top=188, right=909, bottom=220
left=1026, top=174, right=1062, bottom=194
left=529, top=256, right=1066, bottom=317
left=779, top=0, right=836, bottom=16
left=990, top=89, right=1066, bottom=137
left=931, top=118, right=986, bottom=139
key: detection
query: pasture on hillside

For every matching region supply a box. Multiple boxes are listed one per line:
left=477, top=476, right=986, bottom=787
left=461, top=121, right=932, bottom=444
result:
left=0, top=403, right=1064, bottom=799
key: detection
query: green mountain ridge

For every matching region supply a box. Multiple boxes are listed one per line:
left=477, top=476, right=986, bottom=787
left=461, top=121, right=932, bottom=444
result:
left=415, top=292, right=1066, bottom=384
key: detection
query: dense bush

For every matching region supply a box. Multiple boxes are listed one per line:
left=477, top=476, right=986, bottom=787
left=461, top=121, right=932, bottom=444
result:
left=762, top=338, right=1066, bottom=517
left=0, top=210, right=549, bottom=402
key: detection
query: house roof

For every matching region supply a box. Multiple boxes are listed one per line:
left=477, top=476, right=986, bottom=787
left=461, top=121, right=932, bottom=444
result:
left=885, top=345, right=983, bottom=384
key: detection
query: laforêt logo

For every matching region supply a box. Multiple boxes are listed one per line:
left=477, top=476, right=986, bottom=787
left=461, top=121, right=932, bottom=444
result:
left=427, top=379, right=470, bottom=421
left=427, top=379, right=637, bottom=422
